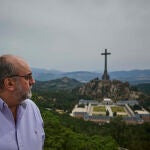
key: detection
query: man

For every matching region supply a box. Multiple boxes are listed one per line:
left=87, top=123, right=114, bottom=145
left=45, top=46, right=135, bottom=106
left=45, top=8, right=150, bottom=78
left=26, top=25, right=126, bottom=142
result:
left=0, top=54, right=45, bottom=150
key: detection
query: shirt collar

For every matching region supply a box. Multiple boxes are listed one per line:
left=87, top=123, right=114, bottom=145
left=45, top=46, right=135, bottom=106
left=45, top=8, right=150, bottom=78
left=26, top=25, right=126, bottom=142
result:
left=0, top=98, right=5, bottom=111
left=0, top=98, right=27, bottom=111
left=20, top=100, right=27, bottom=108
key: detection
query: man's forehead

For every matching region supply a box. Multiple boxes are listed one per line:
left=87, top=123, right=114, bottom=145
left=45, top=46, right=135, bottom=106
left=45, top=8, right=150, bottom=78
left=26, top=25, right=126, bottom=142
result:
left=3, top=55, right=23, bottom=62
left=4, top=55, right=31, bottom=72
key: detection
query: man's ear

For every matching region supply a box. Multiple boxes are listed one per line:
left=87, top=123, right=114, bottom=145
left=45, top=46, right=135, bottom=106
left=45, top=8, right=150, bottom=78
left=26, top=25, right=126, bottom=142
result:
left=3, top=78, right=15, bottom=91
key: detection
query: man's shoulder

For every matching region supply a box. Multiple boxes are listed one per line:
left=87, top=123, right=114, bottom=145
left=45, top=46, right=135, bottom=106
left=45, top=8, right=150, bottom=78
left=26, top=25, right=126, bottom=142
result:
left=23, top=99, right=38, bottom=109
left=24, top=99, right=35, bottom=104
left=23, top=99, right=42, bottom=117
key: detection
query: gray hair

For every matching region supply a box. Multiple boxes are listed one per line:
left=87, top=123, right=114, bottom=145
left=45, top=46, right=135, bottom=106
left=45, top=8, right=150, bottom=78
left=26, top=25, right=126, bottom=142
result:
left=0, top=55, right=18, bottom=88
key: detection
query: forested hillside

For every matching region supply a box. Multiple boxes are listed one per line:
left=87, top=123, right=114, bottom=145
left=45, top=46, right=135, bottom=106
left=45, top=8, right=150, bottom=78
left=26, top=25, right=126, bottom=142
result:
left=31, top=78, right=150, bottom=150
left=32, top=91, right=150, bottom=150
left=41, top=109, right=118, bottom=150
left=33, top=77, right=83, bottom=91
left=136, top=83, right=150, bottom=95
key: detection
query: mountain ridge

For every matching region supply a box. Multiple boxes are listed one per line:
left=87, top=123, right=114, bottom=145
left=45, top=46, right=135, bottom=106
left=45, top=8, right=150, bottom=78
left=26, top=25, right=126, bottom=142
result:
left=32, top=68, right=150, bottom=84
left=33, top=77, right=83, bottom=91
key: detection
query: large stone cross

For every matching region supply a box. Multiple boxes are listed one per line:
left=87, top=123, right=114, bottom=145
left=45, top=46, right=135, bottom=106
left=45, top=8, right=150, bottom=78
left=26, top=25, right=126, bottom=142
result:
left=101, top=49, right=111, bottom=80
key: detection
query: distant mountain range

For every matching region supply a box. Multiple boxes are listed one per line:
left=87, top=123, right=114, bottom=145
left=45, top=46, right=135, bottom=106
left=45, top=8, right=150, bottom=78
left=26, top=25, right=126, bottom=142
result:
left=32, top=68, right=150, bottom=84
left=32, top=77, right=82, bottom=91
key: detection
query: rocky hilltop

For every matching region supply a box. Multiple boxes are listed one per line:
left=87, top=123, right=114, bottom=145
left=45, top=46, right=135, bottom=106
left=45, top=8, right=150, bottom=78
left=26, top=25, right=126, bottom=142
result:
left=79, top=78, right=142, bottom=101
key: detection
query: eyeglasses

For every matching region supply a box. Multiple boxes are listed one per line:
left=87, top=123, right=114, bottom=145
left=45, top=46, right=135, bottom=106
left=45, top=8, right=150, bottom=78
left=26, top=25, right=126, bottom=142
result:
left=7, top=73, right=33, bottom=80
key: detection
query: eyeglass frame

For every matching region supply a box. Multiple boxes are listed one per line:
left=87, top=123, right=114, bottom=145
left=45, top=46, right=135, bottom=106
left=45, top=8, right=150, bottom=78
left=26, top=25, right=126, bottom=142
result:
left=7, top=73, right=33, bottom=80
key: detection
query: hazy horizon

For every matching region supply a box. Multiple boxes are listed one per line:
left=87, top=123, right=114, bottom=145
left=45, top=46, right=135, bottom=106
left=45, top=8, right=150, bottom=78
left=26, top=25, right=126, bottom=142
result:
left=31, top=66, right=150, bottom=73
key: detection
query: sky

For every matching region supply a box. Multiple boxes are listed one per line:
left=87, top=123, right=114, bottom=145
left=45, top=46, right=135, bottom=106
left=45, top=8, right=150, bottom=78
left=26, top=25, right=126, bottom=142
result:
left=0, top=0, right=150, bottom=72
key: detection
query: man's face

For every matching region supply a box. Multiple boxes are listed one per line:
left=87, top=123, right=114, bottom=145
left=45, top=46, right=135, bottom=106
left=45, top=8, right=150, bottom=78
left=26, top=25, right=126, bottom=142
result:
left=14, top=71, right=35, bottom=102
left=0, top=55, right=35, bottom=105
left=13, top=63, right=35, bottom=102
left=15, top=81, right=32, bottom=102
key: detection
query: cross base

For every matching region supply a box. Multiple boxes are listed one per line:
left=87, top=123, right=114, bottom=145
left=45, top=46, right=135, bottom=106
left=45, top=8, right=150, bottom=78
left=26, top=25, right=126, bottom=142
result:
left=102, top=70, right=110, bottom=80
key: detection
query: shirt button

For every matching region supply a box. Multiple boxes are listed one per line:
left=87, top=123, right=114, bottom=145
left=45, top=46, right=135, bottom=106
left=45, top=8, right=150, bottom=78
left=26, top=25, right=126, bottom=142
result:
left=19, top=144, right=24, bottom=149
left=34, top=130, right=38, bottom=134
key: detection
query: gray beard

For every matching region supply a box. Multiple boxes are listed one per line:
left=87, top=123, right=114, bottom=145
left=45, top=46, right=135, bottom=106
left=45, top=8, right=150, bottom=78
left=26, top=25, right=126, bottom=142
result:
left=21, top=88, right=32, bottom=101
left=15, top=85, right=32, bottom=102
left=26, top=89, right=32, bottom=99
